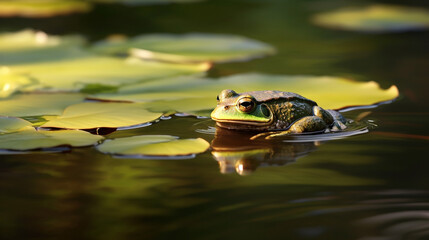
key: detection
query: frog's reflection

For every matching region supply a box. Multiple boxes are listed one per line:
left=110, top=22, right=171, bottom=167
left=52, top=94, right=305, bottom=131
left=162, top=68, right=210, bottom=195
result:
left=211, top=127, right=319, bottom=175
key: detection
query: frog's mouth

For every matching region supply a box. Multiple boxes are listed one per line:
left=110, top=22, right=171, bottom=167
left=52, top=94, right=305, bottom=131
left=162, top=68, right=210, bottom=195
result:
left=211, top=104, right=274, bottom=130
left=213, top=119, right=274, bottom=131
left=212, top=118, right=273, bottom=126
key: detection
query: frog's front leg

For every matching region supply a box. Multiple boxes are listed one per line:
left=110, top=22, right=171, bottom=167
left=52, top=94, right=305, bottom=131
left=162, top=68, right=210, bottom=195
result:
left=313, top=106, right=334, bottom=125
left=250, top=116, right=327, bottom=140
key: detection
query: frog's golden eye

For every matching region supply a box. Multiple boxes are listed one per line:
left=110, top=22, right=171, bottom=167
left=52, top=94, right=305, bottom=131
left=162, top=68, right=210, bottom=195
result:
left=237, top=97, right=256, bottom=113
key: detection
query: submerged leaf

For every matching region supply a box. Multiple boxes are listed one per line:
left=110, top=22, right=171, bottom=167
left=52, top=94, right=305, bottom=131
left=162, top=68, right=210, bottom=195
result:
left=313, top=4, right=429, bottom=32
left=0, top=129, right=103, bottom=150
left=0, top=92, right=85, bottom=117
left=97, top=135, right=210, bottom=156
left=91, top=73, right=399, bottom=114
left=41, top=102, right=162, bottom=129
left=92, top=33, right=275, bottom=63
left=11, top=56, right=210, bottom=91
left=0, top=1, right=92, bottom=18
left=0, top=116, right=33, bottom=133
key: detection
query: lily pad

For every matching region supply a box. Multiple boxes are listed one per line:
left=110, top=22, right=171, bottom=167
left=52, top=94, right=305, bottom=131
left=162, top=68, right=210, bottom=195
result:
left=0, top=116, right=33, bottom=133
left=92, top=33, right=275, bottom=63
left=0, top=67, right=36, bottom=98
left=313, top=4, right=429, bottom=32
left=0, top=29, right=84, bottom=52
left=11, top=56, right=210, bottom=91
left=0, top=1, right=92, bottom=18
left=0, top=129, right=103, bottom=150
left=0, top=29, right=87, bottom=65
left=91, top=73, right=399, bottom=114
left=96, top=135, right=210, bottom=157
left=0, top=92, right=85, bottom=117
left=41, top=102, right=162, bottom=129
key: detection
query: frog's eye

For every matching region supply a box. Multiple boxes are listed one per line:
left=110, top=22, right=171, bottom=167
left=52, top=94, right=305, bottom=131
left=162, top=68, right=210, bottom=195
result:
left=216, top=95, right=219, bottom=102
left=237, top=97, right=256, bottom=113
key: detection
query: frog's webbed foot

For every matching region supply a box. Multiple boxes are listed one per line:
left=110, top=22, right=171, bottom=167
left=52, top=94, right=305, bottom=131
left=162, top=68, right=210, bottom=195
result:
left=331, top=120, right=347, bottom=131
left=249, top=131, right=278, bottom=140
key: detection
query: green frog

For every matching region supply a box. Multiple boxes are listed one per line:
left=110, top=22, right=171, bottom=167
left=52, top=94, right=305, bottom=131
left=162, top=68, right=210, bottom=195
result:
left=211, top=89, right=347, bottom=139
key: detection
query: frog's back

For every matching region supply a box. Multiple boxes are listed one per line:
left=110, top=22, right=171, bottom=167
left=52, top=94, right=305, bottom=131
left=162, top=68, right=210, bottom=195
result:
left=243, top=90, right=317, bottom=106
left=241, top=91, right=318, bottom=130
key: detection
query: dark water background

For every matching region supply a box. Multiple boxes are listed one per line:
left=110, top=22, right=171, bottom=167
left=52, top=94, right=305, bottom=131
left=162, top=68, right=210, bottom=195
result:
left=1, top=0, right=429, bottom=239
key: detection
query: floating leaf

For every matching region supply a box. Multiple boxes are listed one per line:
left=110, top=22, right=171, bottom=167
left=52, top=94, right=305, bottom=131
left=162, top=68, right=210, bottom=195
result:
left=97, top=135, right=210, bottom=156
left=11, top=56, right=210, bottom=91
left=91, top=73, right=399, bottom=114
left=0, top=29, right=87, bottom=65
left=0, top=116, right=33, bottom=133
left=313, top=5, right=429, bottom=32
left=0, top=129, right=103, bottom=150
left=0, top=29, right=84, bottom=52
left=41, top=102, right=162, bottom=129
left=0, top=1, right=92, bottom=18
left=0, top=67, right=36, bottom=98
left=92, top=33, right=275, bottom=63
left=0, top=93, right=85, bottom=117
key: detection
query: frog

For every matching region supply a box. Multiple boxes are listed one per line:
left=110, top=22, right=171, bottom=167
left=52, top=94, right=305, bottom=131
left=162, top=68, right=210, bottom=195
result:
left=210, top=89, right=347, bottom=139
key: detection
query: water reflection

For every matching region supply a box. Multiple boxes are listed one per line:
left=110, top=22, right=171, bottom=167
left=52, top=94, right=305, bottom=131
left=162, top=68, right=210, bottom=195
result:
left=211, top=127, right=318, bottom=175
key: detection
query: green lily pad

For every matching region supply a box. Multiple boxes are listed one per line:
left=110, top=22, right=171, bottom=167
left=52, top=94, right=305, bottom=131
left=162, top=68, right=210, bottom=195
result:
left=0, top=29, right=87, bottom=65
left=0, top=129, right=103, bottom=150
left=91, top=73, right=399, bottom=114
left=11, top=56, right=210, bottom=91
left=0, top=1, right=92, bottom=18
left=313, top=4, right=429, bottom=32
left=0, top=67, right=36, bottom=98
left=0, top=116, right=33, bottom=133
left=0, top=29, right=84, bottom=52
left=92, top=33, right=275, bottom=63
left=41, top=102, right=162, bottom=129
left=96, top=135, right=210, bottom=157
left=0, top=92, right=85, bottom=117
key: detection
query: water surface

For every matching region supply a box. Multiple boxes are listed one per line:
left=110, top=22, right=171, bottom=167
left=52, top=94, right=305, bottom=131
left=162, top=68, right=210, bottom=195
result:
left=0, top=0, right=428, bottom=239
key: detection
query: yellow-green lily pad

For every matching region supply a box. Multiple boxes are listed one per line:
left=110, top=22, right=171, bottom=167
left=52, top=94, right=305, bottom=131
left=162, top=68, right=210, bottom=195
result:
left=0, top=129, right=103, bottom=150
left=0, top=116, right=33, bottom=133
left=0, top=67, right=36, bottom=98
left=0, top=29, right=84, bottom=52
left=0, top=1, right=92, bottom=18
left=313, top=4, right=429, bottom=32
left=0, top=92, right=85, bottom=117
left=96, top=135, right=210, bottom=157
left=41, top=102, right=162, bottom=129
left=0, top=29, right=87, bottom=65
left=92, top=33, right=275, bottom=63
left=11, top=56, right=210, bottom=91
left=91, top=73, right=399, bottom=114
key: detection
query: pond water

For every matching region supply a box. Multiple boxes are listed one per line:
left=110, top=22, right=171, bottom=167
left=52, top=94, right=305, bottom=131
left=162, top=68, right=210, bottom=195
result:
left=1, top=0, right=429, bottom=239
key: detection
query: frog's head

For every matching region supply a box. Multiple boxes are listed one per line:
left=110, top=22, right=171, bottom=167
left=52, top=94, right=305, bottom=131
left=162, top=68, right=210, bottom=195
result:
left=211, top=89, right=273, bottom=130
